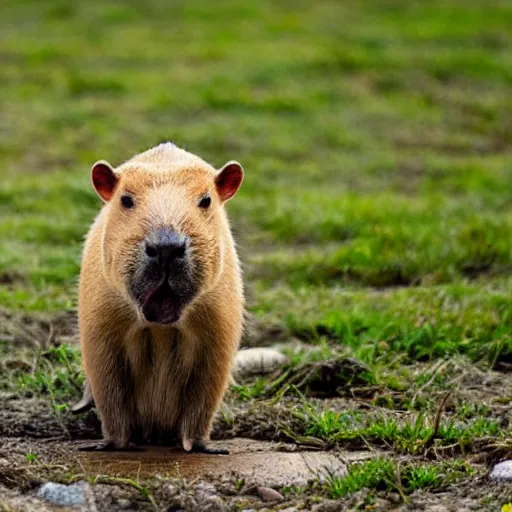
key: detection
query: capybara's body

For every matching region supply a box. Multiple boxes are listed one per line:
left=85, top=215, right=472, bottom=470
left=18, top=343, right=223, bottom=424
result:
left=79, top=143, right=244, bottom=452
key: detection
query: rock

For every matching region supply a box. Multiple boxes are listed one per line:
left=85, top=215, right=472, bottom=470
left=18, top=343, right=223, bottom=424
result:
left=312, top=500, right=345, bottom=512
left=489, top=460, right=512, bottom=481
left=37, top=482, right=86, bottom=506
left=256, top=486, right=285, bottom=502
left=201, top=496, right=226, bottom=512
left=81, top=440, right=356, bottom=488
left=167, top=483, right=178, bottom=496
left=117, top=498, right=132, bottom=509
left=234, top=348, right=289, bottom=378
left=195, top=481, right=217, bottom=499
left=195, top=481, right=226, bottom=512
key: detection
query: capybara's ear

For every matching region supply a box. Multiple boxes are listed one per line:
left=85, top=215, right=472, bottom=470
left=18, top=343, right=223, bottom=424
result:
left=91, top=160, right=118, bottom=202
left=215, top=161, right=244, bottom=202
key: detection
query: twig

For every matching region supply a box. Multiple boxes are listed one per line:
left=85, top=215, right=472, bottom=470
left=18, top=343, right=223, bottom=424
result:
left=391, top=460, right=408, bottom=504
left=432, top=390, right=452, bottom=439
left=424, top=390, right=452, bottom=449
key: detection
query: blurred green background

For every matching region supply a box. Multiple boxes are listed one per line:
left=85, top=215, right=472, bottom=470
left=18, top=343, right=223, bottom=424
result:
left=1, top=0, right=512, bottom=364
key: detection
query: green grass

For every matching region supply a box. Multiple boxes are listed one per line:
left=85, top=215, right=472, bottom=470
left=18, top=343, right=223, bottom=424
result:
left=325, top=458, right=474, bottom=499
left=24, top=451, right=38, bottom=464
left=299, top=405, right=501, bottom=454
left=1, top=0, right=512, bottom=317
left=1, top=0, right=511, bottom=504
left=8, top=345, right=83, bottom=409
left=257, top=279, right=512, bottom=364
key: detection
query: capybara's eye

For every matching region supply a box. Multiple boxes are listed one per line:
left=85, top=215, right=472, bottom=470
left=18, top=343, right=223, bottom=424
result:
left=121, top=194, right=135, bottom=209
left=199, top=196, right=211, bottom=209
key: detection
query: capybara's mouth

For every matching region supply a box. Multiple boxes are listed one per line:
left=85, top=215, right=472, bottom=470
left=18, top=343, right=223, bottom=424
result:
left=142, top=281, right=184, bottom=324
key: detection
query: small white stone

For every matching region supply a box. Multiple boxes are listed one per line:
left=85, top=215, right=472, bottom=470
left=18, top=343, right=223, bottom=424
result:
left=167, top=484, right=178, bottom=496
left=490, top=460, right=512, bottom=481
left=234, top=348, right=289, bottom=378
left=37, top=482, right=86, bottom=506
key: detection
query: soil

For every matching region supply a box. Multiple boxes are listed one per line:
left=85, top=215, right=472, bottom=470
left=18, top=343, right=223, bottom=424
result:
left=1, top=310, right=512, bottom=511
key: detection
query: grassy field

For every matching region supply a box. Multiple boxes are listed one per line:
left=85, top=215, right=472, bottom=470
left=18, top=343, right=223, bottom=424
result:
left=2, top=0, right=512, bottom=510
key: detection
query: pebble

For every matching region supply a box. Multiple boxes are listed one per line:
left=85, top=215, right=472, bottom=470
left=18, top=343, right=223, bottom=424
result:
left=489, top=460, right=512, bottom=481
left=167, top=483, right=178, bottom=496
left=257, top=486, right=285, bottom=502
left=234, top=348, right=289, bottom=378
left=195, top=481, right=218, bottom=501
left=312, top=501, right=346, bottom=512
left=201, top=496, right=226, bottom=512
left=37, top=482, right=86, bottom=506
left=195, top=481, right=226, bottom=512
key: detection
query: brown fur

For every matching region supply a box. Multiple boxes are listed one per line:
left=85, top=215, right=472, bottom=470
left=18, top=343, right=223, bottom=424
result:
left=79, top=143, right=244, bottom=449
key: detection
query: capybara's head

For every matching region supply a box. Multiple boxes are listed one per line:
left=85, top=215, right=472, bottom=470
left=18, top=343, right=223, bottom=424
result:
left=90, top=143, right=243, bottom=325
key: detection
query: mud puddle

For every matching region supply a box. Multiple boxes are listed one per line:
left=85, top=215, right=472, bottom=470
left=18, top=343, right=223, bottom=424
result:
left=79, top=438, right=371, bottom=487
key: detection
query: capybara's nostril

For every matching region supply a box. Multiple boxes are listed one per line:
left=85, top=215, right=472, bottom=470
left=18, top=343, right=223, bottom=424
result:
left=144, top=228, right=188, bottom=266
left=172, top=242, right=186, bottom=259
left=145, top=242, right=158, bottom=259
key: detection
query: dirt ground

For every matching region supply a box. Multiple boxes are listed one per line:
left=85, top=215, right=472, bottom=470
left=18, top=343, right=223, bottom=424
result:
left=1, top=310, right=512, bottom=511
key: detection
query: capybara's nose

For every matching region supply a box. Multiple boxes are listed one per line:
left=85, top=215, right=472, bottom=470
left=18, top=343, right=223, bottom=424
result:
left=144, top=228, right=188, bottom=266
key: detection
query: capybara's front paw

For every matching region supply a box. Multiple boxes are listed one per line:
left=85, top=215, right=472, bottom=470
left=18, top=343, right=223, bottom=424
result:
left=79, top=440, right=142, bottom=452
left=182, top=439, right=229, bottom=455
